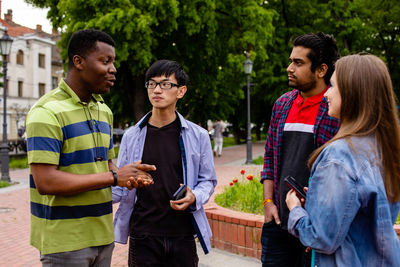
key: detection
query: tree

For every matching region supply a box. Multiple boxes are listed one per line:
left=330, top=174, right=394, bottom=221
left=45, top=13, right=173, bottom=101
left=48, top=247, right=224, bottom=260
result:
left=27, top=0, right=275, bottom=129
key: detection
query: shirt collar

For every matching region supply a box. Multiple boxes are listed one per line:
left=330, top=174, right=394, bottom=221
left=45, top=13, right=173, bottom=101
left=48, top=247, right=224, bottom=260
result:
left=58, top=78, right=104, bottom=105
left=295, top=85, right=329, bottom=106
left=138, top=111, right=188, bottom=130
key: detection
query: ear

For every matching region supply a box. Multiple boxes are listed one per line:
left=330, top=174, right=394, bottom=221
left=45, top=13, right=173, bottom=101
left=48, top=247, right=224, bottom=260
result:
left=317, top=63, right=328, bottom=78
left=177, top=85, right=187, bottom=99
left=72, top=55, right=85, bottom=70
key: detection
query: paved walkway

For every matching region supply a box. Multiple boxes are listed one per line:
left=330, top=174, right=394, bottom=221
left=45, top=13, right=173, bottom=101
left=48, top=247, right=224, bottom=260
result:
left=0, top=141, right=265, bottom=266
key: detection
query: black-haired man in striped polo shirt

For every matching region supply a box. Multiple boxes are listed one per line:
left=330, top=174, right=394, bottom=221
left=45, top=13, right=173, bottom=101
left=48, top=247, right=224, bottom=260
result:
left=26, top=29, right=155, bottom=267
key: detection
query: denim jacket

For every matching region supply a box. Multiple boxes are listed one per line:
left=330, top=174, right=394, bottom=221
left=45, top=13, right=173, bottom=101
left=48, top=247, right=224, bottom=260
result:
left=112, top=112, right=217, bottom=254
left=288, top=136, right=400, bottom=266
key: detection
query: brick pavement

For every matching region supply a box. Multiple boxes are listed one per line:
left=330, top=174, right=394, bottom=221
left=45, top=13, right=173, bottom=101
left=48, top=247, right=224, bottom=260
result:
left=0, top=141, right=265, bottom=267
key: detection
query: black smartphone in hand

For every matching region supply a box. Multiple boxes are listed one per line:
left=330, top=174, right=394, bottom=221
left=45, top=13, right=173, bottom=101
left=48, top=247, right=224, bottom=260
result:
left=284, top=176, right=307, bottom=199
left=172, top=184, right=187, bottom=200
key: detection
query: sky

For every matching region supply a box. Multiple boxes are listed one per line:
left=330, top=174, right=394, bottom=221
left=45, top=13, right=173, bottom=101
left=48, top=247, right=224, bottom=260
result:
left=2, top=0, right=53, bottom=33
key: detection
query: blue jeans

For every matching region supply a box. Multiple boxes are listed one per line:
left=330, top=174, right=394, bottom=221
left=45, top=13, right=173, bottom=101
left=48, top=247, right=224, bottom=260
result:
left=261, top=221, right=311, bottom=267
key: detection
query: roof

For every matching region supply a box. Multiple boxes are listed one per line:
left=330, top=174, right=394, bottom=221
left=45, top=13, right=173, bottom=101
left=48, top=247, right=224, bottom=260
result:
left=0, top=18, right=35, bottom=37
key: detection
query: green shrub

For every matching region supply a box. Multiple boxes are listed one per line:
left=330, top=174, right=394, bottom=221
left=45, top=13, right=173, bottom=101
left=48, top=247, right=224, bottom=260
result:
left=252, top=155, right=264, bottom=165
left=9, top=156, right=28, bottom=169
left=215, top=170, right=263, bottom=215
left=0, top=180, right=10, bottom=188
left=114, top=146, right=120, bottom=159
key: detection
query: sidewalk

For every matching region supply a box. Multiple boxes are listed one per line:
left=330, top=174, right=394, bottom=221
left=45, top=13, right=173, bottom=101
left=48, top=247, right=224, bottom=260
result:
left=0, top=141, right=265, bottom=267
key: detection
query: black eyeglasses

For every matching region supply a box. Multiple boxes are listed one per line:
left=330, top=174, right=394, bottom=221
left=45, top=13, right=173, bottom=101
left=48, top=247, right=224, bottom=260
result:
left=145, top=80, right=180, bottom=90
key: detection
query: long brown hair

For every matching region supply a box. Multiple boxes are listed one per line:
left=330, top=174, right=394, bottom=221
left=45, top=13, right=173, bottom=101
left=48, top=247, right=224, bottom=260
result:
left=308, top=54, right=400, bottom=202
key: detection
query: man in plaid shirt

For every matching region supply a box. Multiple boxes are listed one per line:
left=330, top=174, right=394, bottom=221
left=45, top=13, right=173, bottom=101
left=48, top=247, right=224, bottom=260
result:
left=260, top=32, right=340, bottom=267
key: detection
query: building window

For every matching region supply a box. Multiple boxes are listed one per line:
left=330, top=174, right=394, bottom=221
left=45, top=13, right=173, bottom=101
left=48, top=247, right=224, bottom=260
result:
left=38, top=53, right=45, bottom=68
left=16, top=50, right=24, bottom=65
left=18, top=81, right=23, bottom=97
left=52, top=76, right=58, bottom=89
left=39, top=83, right=45, bottom=97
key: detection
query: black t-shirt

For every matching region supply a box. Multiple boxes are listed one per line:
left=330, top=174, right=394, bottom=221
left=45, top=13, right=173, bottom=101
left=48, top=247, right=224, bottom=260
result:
left=130, top=117, right=194, bottom=236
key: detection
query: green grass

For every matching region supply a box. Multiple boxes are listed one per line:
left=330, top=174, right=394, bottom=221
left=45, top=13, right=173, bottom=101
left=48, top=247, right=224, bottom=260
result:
left=9, top=156, right=28, bottom=169
left=252, top=155, right=264, bottom=165
left=215, top=172, right=263, bottom=215
left=113, top=146, right=120, bottom=159
left=0, top=180, right=10, bottom=188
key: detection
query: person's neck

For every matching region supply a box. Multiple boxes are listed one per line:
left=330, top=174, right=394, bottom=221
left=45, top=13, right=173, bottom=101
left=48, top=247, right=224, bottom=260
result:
left=299, top=80, right=327, bottom=100
left=148, top=108, right=177, bottom=128
left=64, top=73, right=92, bottom=103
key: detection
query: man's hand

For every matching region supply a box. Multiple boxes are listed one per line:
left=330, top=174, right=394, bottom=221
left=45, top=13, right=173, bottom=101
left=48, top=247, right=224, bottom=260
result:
left=264, top=201, right=281, bottom=225
left=116, top=160, right=156, bottom=189
left=170, top=186, right=196, bottom=211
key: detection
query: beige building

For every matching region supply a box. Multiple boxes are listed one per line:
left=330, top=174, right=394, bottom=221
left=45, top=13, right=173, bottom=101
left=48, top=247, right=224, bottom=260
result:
left=0, top=9, right=63, bottom=142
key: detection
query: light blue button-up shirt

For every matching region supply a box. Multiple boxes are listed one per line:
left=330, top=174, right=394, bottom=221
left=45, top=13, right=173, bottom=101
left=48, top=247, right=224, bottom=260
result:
left=288, top=136, right=400, bottom=267
left=112, top=111, right=217, bottom=254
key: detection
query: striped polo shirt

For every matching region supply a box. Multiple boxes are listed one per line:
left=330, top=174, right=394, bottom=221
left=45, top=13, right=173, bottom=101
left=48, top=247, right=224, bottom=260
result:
left=26, top=79, right=115, bottom=255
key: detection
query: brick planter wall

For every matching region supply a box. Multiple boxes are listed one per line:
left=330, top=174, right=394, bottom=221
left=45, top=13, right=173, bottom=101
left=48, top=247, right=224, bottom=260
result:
left=205, top=205, right=264, bottom=259
left=206, top=205, right=400, bottom=259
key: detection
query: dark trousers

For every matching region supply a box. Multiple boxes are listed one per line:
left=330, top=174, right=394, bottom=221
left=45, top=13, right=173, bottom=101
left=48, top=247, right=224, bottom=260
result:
left=128, top=235, right=199, bottom=267
left=261, top=221, right=311, bottom=267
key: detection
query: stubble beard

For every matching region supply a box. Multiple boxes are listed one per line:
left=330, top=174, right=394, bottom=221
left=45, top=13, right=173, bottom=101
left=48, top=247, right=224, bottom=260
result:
left=288, top=76, right=317, bottom=93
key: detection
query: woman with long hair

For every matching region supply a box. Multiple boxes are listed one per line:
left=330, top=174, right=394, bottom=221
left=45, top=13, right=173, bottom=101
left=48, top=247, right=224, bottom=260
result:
left=286, top=54, right=400, bottom=266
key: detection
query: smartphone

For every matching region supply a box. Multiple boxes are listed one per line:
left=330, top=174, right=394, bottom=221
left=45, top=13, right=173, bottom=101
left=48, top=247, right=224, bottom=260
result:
left=172, top=184, right=187, bottom=200
left=284, top=176, right=307, bottom=199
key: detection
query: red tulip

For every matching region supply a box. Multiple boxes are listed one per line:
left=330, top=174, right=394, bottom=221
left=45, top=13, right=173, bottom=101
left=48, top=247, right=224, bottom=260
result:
left=240, top=169, right=245, bottom=175
left=233, top=178, right=238, bottom=183
left=229, top=182, right=234, bottom=186
left=246, top=174, right=253, bottom=181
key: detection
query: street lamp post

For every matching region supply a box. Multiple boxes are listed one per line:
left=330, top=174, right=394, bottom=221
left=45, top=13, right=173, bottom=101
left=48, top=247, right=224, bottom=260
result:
left=0, top=30, right=13, bottom=182
left=243, top=53, right=253, bottom=164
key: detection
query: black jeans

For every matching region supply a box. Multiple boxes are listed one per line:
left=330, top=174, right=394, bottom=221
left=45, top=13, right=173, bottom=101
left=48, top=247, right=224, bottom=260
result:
left=260, top=220, right=311, bottom=267
left=128, top=235, right=198, bottom=267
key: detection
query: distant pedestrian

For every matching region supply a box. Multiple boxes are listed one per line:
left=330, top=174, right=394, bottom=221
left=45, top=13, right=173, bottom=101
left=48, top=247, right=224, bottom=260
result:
left=112, top=59, right=217, bottom=267
left=286, top=54, right=400, bottom=267
left=213, top=119, right=224, bottom=157
left=26, top=29, right=155, bottom=267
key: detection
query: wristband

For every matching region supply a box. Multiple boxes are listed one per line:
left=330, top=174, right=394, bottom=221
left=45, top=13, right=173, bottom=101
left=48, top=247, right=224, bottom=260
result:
left=110, top=170, right=118, bottom=186
left=263, top=198, right=273, bottom=206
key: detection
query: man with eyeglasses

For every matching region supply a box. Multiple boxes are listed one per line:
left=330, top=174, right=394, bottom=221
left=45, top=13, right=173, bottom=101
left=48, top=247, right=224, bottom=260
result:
left=112, top=59, right=217, bottom=267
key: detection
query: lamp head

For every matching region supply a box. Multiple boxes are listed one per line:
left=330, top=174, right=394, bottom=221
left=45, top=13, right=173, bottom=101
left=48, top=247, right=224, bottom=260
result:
left=243, top=53, right=253, bottom=75
left=0, top=30, right=13, bottom=56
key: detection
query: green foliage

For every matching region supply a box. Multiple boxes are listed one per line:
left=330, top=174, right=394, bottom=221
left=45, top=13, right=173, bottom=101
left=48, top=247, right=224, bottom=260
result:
left=397, top=213, right=400, bottom=224
left=215, top=172, right=263, bottom=215
left=27, top=0, right=400, bottom=135
left=27, top=0, right=275, bottom=127
left=9, top=156, right=28, bottom=169
left=113, top=146, right=120, bottom=159
left=0, top=180, right=10, bottom=188
left=252, top=155, right=264, bottom=165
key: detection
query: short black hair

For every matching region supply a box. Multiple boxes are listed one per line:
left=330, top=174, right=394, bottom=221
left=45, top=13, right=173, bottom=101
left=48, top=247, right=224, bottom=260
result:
left=145, top=60, right=189, bottom=86
left=67, top=29, right=115, bottom=69
left=293, top=32, right=340, bottom=84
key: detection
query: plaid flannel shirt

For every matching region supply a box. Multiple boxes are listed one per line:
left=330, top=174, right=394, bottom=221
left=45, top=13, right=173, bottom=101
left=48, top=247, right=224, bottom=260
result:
left=260, top=89, right=340, bottom=209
